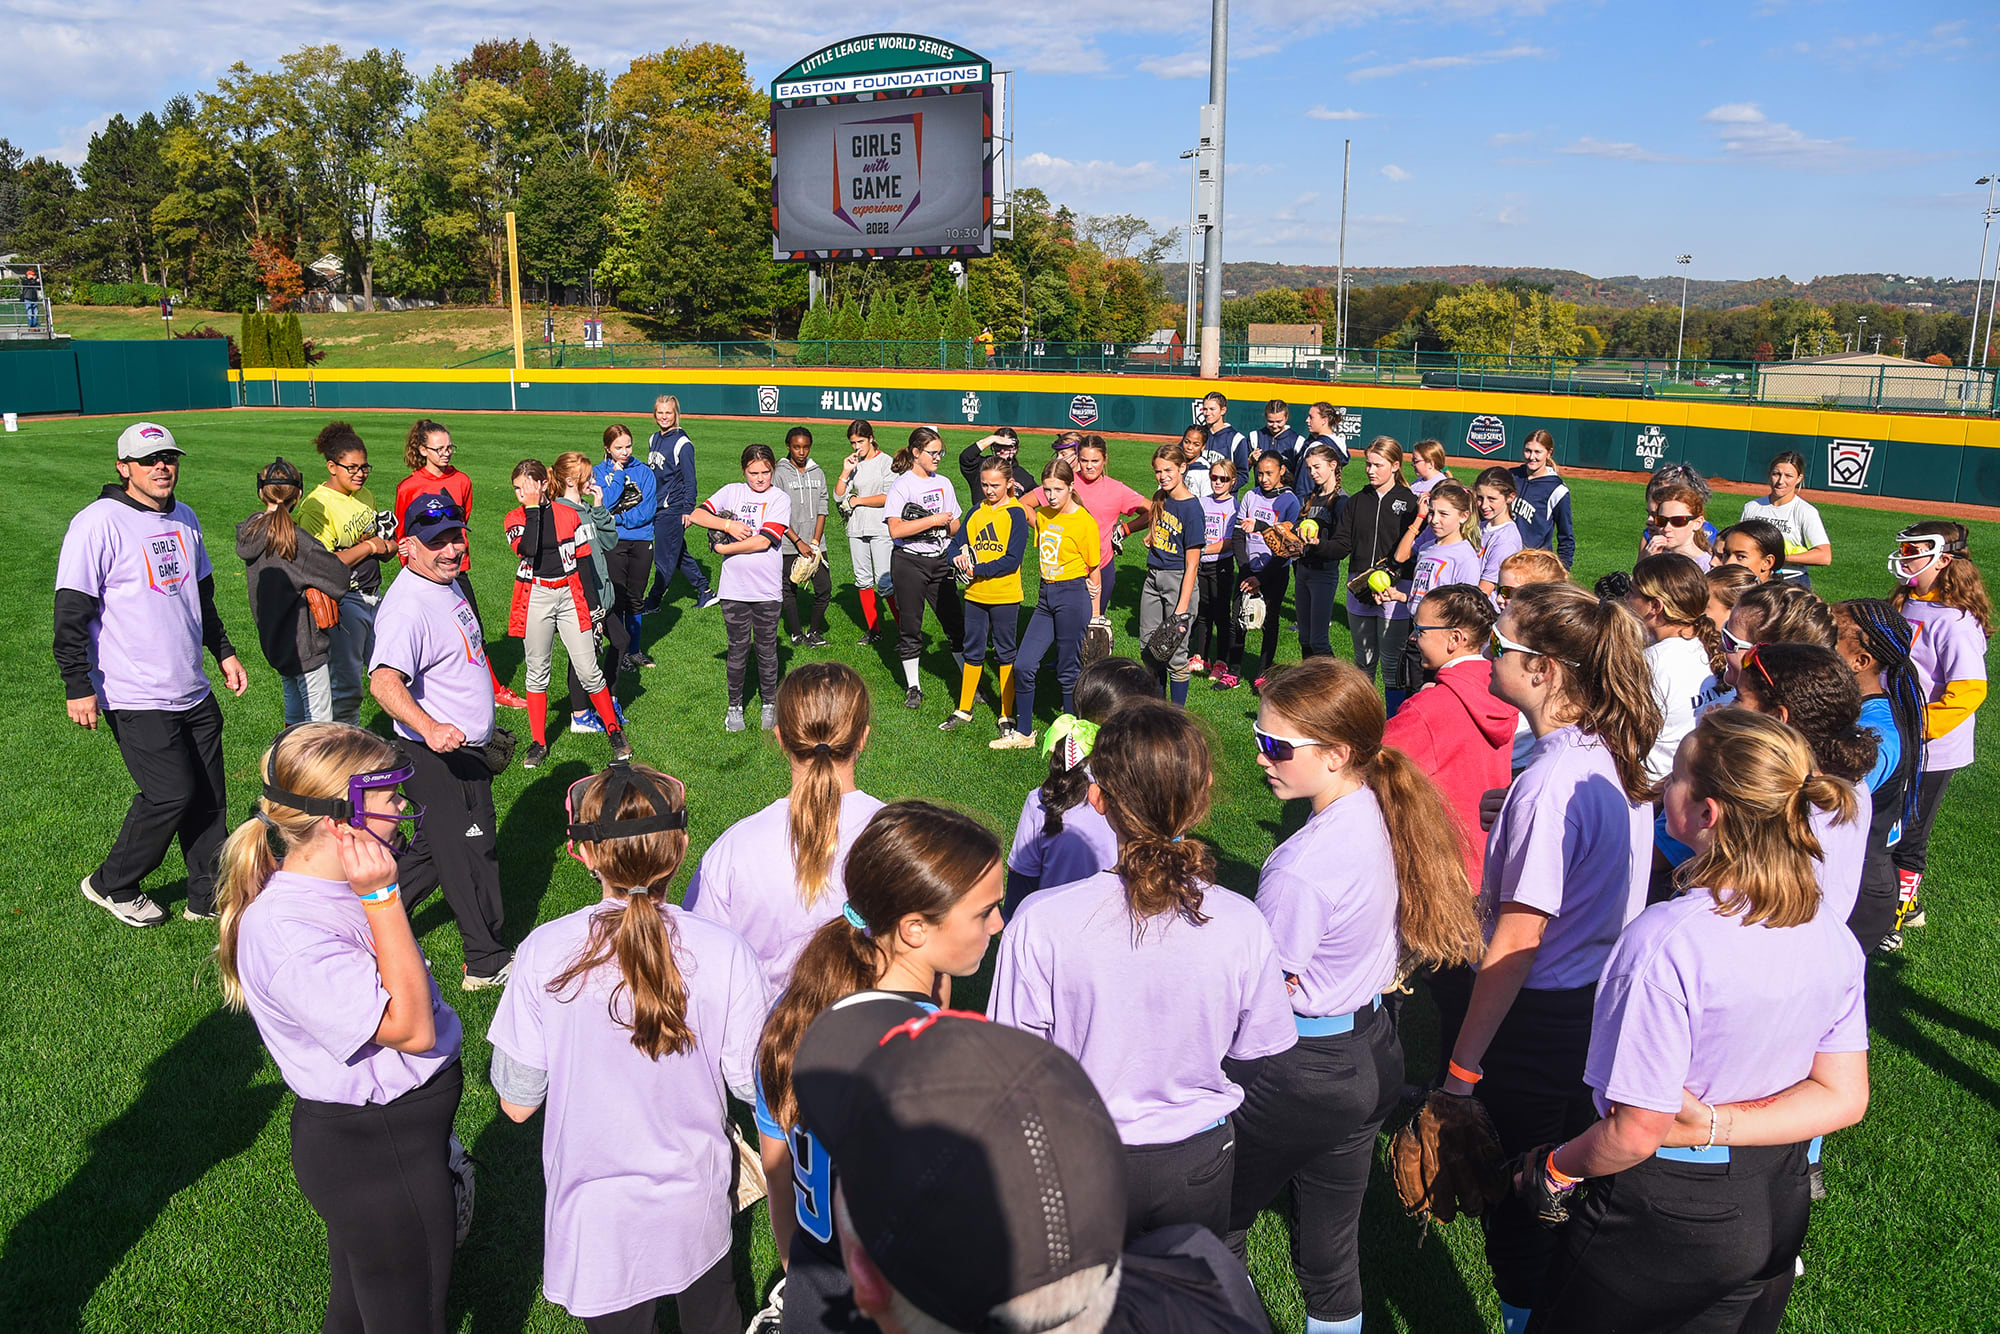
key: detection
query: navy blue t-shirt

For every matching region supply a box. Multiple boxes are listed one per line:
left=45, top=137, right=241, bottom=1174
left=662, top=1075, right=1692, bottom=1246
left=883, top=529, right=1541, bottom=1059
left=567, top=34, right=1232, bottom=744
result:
left=1146, top=494, right=1210, bottom=569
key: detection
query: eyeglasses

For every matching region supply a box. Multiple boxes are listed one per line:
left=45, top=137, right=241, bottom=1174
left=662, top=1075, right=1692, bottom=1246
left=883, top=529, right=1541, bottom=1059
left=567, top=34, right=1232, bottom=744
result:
left=920, top=448, right=944, bottom=459
left=1253, top=725, right=1324, bottom=763
left=1719, top=624, right=1755, bottom=656
left=1490, top=627, right=1580, bottom=667
left=333, top=460, right=373, bottom=476
left=1647, top=513, right=1698, bottom=529
left=130, top=451, right=181, bottom=467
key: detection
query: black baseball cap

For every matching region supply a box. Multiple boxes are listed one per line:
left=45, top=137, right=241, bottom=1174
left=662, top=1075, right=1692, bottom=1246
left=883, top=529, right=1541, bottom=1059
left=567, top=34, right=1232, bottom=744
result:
left=403, top=491, right=467, bottom=543
left=794, top=1005, right=1127, bottom=1330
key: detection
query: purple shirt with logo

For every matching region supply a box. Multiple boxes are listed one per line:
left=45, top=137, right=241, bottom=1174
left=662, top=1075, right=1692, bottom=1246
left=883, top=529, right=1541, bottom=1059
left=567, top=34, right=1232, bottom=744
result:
left=1258, top=786, right=1400, bottom=1018
left=706, top=482, right=791, bottom=604
left=1903, top=599, right=1987, bottom=772
left=1007, top=785, right=1120, bottom=888
left=885, top=470, right=961, bottom=556
left=55, top=495, right=215, bottom=710
left=988, top=869, right=1296, bottom=1145
left=369, top=569, right=495, bottom=746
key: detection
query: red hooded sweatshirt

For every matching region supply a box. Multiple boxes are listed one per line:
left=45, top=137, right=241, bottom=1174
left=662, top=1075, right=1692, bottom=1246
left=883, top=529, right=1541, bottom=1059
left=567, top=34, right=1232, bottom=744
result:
left=1383, top=656, right=1519, bottom=887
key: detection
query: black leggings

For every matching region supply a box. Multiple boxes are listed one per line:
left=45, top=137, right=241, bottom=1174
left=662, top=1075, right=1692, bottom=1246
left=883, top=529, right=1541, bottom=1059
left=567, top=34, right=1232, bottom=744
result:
left=890, top=549, right=964, bottom=664
left=290, top=1060, right=463, bottom=1334
left=1190, top=561, right=1236, bottom=663
left=1121, top=1118, right=1236, bottom=1242
left=580, top=1251, right=739, bottom=1334
left=782, top=551, right=834, bottom=637
left=1890, top=767, right=1956, bottom=880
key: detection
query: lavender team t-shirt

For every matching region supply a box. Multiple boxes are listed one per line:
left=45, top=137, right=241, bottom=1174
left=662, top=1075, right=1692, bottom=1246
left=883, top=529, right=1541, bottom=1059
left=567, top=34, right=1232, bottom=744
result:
left=1406, top=534, right=1482, bottom=619
left=884, top=470, right=961, bottom=556
left=1197, top=493, right=1236, bottom=565
left=1478, top=521, right=1524, bottom=604
left=487, top=903, right=769, bottom=1318
left=988, top=870, right=1296, bottom=1145
left=1811, top=783, right=1870, bottom=927
left=55, top=495, right=215, bottom=711
left=706, top=482, right=791, bottom=604
left=1903, top=599, right=1988, bottom=772
left=1257, top=787, right=1400, bottom=1018
left=684, top=789, right=887, bottom=993
left=1584, top=889, right=1866, bottom=1117
left=234, top=871, right=463, bottom=1105
left=1007, top=785, right=1120, bottom=888
left=369, top=570, right=495, bottom=746
left=1481, top=725, right=1652, bottom=991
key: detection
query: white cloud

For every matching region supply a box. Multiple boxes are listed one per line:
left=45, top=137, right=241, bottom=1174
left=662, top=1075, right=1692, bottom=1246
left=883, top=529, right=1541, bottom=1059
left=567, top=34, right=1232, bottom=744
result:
left=39, top=114, right=110, bottom=167
left=1700, top=102, right=1880, bottom=169
left=1560, top=136, right=1674, bottom=163
left=1139, top=50, right=1210, bottom=79
left=1489, top=130, right=1534, bottom=146
left=1017, top=151, right=1164, bottom=196
left=1350, top=44, right=1548, bottom=81
left=1380, top=164, right=1411, bottom=181
left=1308, top=106, right=1374, bottom=121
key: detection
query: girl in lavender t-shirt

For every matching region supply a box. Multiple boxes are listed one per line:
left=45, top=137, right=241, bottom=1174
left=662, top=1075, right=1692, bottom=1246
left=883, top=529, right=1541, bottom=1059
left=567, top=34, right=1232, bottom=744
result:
left=216, top=725, right=463, bottom=1333
left=989, top=700, right=1296, bottom=1240
left=1527, top=709, right=1868, bottom=1331
left=1473, top=467, right=1523, bottom=608
left=488, top=764, right=771, bottom=1334
left=685, top=663, right=884, bottom=993
left=1382, top=480, right=1483, bottom=710
left=688, top=444, right=792, bottom=732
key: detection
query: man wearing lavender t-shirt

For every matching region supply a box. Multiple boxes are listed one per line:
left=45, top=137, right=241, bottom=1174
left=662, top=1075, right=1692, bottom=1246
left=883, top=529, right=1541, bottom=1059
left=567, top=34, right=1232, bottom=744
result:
left=55, top=422, right=249, bottom=927
left=369, top=493, right=510, bottom=987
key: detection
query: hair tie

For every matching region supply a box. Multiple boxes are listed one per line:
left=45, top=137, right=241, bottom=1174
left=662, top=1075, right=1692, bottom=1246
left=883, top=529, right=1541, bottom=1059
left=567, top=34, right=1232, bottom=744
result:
left=1173, top=834, right=1185, bottom=844
left=1042, top=714, right=1100, bottom=772
left=252, top=808, right=280, bottom=833
left=842, top=902, right=872, bottom=937
left=813, top=742, right=833, bottom=758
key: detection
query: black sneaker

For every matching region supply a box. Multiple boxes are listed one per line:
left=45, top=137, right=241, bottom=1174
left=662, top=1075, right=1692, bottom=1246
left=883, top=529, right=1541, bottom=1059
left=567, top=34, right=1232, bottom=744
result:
left=607, top=729, right=633, bottom=762
left=938, top=710, right=972, bottom=732
left=857, top=629, right=882, bottom=647
left=625, top=651, right=657, bottom=670
left=904, top=686, right=923, bottom=710
left=520, top=741, right=548, bottom=770
left=806, top=632, right=829, bottom=648
left=638, top=592, right=663, bottom=615
left=789, top=633, right=804, bottom=646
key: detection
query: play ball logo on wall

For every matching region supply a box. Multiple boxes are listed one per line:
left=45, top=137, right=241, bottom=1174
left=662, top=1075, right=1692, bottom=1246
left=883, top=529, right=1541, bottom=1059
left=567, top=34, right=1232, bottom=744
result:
left=1635, top=425, right=1668, bottom=468
left=1827, top=439, right=1875, bottom=490
left=1069, top=394, right=1099, bottom=428
left=1466, top=415, right=1508, bottom=456
left=757, top=386, right=781, bottom=414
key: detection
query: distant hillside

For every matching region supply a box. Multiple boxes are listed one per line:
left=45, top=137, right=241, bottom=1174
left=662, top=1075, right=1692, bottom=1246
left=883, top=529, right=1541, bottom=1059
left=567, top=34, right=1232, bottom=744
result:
left=1208, top=263, right=1981, bottom=314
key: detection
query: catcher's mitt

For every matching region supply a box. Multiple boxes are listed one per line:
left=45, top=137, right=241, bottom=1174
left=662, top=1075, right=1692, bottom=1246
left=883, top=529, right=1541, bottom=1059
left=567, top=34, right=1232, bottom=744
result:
left=1389, top=1090, right=1510, bottom=1226
left=707, top=526, right=731, bottom=553
left=1263, top=520, right=1308, bottom=560
left=1509, top=1143, right=1578, bottom=1228
left=900, top=502, right=934, bottom=523
left=1238, top=591, right=1267, bottom=632
left=304, top=586, right=341, bottom=631
left=789, top=546, right=824, bottom=587
left=1078, top=615, right=1115, bottom=668
left=1145, top=611, right=1192, bottom=663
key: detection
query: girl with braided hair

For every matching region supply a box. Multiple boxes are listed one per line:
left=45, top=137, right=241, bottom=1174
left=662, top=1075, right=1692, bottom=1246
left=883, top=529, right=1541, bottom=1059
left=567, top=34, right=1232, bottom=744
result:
left=1627, top=553, right=1729, bottom=782
left=1832, top=599, right=1926, bottom=952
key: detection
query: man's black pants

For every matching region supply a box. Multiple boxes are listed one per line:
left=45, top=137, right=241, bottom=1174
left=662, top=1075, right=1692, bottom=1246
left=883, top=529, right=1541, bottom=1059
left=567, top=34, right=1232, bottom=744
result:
left=396, top=742, right=509, bottom=977
left=98, top=693, right=228, bottom=914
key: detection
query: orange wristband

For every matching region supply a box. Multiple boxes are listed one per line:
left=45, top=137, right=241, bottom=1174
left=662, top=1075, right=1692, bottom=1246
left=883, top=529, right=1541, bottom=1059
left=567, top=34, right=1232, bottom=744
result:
left=1447, top=1060, right=1483, bottom=1087
left=1545, top=1149, right=1581, bottom=1188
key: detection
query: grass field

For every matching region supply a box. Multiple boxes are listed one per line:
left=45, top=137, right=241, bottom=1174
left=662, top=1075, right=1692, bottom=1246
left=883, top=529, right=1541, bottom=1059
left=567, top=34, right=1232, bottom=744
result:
left=3, top=408, right=1996, bottom=1332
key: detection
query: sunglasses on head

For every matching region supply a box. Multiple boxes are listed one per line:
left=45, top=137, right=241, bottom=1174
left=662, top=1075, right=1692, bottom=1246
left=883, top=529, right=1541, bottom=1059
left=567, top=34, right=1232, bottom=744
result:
left=418, top=498, right=465, bottom=523
left=1648, top=513, right=1697, bottom=529
left=130, top=451, right=180, bottom=468
left=1253, top=725, right=1324, bottom=763
left=1740, top=642, right=1777, bottom=693
left=1490, top=627, right=1580, bottom=667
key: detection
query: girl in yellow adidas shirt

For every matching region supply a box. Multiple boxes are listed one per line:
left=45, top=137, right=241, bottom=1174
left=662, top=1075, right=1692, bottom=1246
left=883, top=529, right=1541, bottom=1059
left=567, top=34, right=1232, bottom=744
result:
left=942, top=458, right=1031, bottom=738
left=994, top=458, right=1100, bottom=750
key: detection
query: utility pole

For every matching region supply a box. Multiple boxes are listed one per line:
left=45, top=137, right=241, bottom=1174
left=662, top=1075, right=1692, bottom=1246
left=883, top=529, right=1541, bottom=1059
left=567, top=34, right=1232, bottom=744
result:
left=1969, top=175, right=1996, bottom=368
left=1673, top=254, right=1692, bottom=376
left=505, top=211, right=525, bottom=371
left=1335, top=139, right=1350, bottom=366
left=1198, top=0, right=1227, bottom=380
left=1180, top=147, right=1200, bottom=359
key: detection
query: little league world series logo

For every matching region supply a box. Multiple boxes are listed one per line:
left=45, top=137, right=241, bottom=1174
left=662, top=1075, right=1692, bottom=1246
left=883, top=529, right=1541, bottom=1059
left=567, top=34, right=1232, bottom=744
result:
left=1465, top=415, right=1507, bottom=456
left=757, top=386, right=780, bottom=414
left=1827, top=439, right=1875, bottom=490
left=1069, top=395, right=1099, bottom=428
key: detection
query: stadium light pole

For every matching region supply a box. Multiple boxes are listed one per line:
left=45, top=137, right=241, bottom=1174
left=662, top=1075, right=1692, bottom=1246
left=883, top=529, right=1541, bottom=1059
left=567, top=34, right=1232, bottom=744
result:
left=1968, top=175, right=1996, bottom=369
left=1673, top=254, right=1692, bottom=377
left=1198, top=0, right=1228, bottom=380
left=1984, top=227, right=2000, bottom=370
left=1181, top=147, right=1200, bottom=360
left=1856, top=314, right=1868, bottom=355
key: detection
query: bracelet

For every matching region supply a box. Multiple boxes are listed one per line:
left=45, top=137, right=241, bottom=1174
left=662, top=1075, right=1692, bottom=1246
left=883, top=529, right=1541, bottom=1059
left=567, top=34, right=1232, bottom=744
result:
left=1447, top=1059, right=1483, bottom=1087
left=358, top=882, right=399, bottom=905
left=362, top=891, right=401, bottom=912
left=1544, top=1148, right=1581, bottom=1190
left=1701, top=1101, right=1718, bottom=1151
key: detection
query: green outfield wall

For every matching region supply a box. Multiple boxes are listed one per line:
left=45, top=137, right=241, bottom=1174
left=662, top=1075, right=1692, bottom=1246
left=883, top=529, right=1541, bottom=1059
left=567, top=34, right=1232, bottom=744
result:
left=0, top=340, right=232, bottom=417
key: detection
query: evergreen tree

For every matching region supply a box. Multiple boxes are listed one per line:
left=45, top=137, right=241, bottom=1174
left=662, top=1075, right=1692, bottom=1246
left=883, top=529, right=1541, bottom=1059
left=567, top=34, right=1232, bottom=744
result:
left=943, top=288, right=978, bottom=368
left=833, top=297, right=865, bottom=367
left=863, top=290, right=900, bottom=367
left=905, top=293, right=941, bottom=368
left=283, top=311, right=307, bottom=367
left=239, top=312, right=265, bottom=368
left=795, top=301, right=829, bottom=367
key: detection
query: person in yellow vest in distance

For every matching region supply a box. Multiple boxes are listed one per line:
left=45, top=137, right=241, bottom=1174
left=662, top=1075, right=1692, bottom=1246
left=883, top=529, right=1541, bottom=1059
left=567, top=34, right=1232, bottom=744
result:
left=977, top=327, right=997, bottom=358
left=941, top=457, right=1030, bottom=738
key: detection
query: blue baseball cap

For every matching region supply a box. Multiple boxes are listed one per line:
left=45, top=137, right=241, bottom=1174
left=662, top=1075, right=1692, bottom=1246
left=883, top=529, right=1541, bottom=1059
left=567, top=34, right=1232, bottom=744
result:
left=403, top=492, right=467, bottom=543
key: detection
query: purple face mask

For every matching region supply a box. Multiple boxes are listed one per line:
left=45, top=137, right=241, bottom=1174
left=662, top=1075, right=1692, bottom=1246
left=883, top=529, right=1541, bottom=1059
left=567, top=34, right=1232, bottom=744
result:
left=262, top=733, right=425, bottom=854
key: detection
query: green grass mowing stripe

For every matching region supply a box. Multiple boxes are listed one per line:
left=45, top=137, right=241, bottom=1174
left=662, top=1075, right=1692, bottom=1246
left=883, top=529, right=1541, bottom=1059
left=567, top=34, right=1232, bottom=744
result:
left=1, top=409, right=1996, bottom=1331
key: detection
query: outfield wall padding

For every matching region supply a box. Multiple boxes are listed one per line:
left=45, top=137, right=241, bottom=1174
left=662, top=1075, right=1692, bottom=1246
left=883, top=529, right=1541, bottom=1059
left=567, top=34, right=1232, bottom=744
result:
left=1, top=340, right=233, bottom=419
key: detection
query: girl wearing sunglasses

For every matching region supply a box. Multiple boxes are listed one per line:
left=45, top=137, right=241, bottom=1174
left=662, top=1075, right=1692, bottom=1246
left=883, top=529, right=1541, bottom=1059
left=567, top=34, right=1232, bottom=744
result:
left=1441, top=582, right=1660, bottom=1331
left=1719, top=582, right=1835, bottom=691
left=990, top=699, right=1296, bottom=1240
left=1524, top=709, right=1869, bottom=1333
left=489, top=763, right=769, bottom=1334
left=1639, top=482, right=1713, bottom=571
left=1229, top=658, right=1482, bottom=1332
left=215, top=723, right=462, bottom=1334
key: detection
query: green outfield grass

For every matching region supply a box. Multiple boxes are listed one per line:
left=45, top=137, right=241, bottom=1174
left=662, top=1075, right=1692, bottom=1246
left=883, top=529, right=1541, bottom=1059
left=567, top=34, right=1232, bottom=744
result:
left=2, top=409, right=1995, bottom=1332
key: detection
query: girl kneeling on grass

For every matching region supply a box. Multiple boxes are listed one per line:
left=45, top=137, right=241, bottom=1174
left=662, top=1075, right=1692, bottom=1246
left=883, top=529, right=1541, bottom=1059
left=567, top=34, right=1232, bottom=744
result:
left=488, top=763, right=771, bottom=1334
left=995, top=457, right=1101, bottom=750
left=689, top=444, right=793, bottom=733
left=1522, top=709, right=1868, bottom=1334
left=217, top=723, right=461, bottom=1334
left=505, top=460, right=629, bottom=768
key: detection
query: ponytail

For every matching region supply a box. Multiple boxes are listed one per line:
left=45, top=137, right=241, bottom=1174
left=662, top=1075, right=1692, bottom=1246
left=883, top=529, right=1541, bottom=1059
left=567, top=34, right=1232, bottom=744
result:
left=1089, top=700, right=1214, bottom=934
left=1835, top=599, right=1926, bottom=827
left=775, top=664, right=871, bottom=905
left=1508, top=582, right=1662, bottom=802
left=1039, top=656, right=1160, bottom=836
left=891, top=426, right=941, bottom=476
left=1632, top=552, right=1724, bottom=676
left=245, top=480, right=304, bottom=561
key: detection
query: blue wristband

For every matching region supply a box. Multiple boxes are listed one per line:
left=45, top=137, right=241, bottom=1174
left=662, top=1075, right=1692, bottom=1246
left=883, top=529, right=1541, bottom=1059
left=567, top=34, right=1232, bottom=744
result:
left=358, top=882, right=400, bottom=905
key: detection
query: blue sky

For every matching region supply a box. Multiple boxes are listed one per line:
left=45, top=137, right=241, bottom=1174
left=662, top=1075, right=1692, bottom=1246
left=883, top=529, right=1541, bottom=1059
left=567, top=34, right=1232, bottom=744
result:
left=8, top=0, right=1995, bottom=282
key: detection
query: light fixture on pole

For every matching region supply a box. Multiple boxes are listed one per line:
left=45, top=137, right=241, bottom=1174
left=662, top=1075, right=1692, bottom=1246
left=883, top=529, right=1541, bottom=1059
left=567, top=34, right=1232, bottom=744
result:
left=1969, top=175, right=1997, bottom=369
left=1673, top=254, right=1693, bottom=376
left=1180, top=147, right=1200, bottom=361
left=1856, top=314, right=1868, bottom=355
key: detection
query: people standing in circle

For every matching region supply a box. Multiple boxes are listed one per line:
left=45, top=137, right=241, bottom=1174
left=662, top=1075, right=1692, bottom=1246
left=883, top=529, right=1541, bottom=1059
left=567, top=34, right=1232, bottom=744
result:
left=1199, top=392, right=1253, bottom=486
left=1292, top=444, right=1349, bottom=662
left=1227, top=452, right=1303, bottom=692
left=549, top=451, right=626, bottom=737
left=883, top=427, right=966, bottom=712
left=752, top=803, right=1004, bottom=1334
left=1741, top=450, right=1831, bottom=587
left=686, top=663, right=883, bottom=993
left=1408, top=438, right=1451, bottom=498
left=1886, top=521, right=1989, bottom=943
left=941, top=457, right=1029, bottom=735
left=1522, top=709, right=1869, bottom=1334
left=1627, top=553, right=1728, bottom=783
left=215, top=723, right=462, bottom=1334
left=1382, top=479, right=1483, bottom=713
left=832, top=420, right=897, bottom=646
left=1475, top=468, right=1524, bottom=609
left=1138, top=444, right=1205, bottom=705
left=56, top=421, right=249, bottom=926
left=642, top=394, right=719, bottom=615
left=592, top=424, right=658, bottom=670
left=1227, top=658, right=1484, bottom=1334
left=238, top=456, right=353, bottom=726
left=1322, top=437, right=1419, bottom=690
left=1713, top=518, right=1787, bottom=585
left=489, top=763, right=770, bottom=1334
left=369, top=492, right=512, bottom=990
left=294, top=422, right=396, bottom=726
left=1189, top=458, right=1241, bottom=680
left=502, top=459, right=630, bottom=768
left=1003, top=656, right=1155, bottom=918
left=990, top=700, right=1297, bottom=1239
left=776, top=426, right=833, bottom=649
left=689, top=444, right=793, bottom=733
left=1831, top=599, right=1926, bottom=953
left=1509, top=429, right=1575, bottom=569
left=997, top=457, right=1101, bottom=750
left=1440, top=582, right=1660, bottom=1332
left=1640, top=482, right=1714, bottom=572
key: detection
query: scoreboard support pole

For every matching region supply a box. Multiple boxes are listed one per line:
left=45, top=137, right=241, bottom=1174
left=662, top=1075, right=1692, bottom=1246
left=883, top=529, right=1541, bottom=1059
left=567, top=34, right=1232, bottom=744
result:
left=1198, top=0, right=1228, bottom=380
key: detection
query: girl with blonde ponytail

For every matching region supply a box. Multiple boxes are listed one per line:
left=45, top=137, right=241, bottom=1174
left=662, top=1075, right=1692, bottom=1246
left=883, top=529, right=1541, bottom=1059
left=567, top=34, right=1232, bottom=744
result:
left=1524, top=709, right=1869, bottom=1331
left=488, top=762, right=770, bottom=1334
left=685, top=662, right=883, bottom=992
left=1226, top=657, right=1482, bottom=1331
left=217, top=722, right=462, bottom=1333
left=990, top=699, right=1297, bottom=1240
left=1440, top=581, right=1660, bottom=1330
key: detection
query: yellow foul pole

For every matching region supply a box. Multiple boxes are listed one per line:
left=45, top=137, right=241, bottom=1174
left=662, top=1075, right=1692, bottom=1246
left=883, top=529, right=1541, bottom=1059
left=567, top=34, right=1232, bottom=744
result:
left=505, top=211, right=525, bottom=371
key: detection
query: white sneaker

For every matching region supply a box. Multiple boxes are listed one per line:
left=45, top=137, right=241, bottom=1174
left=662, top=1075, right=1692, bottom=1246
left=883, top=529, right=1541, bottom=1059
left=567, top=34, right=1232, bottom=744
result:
left=82, top=876, right=167, bottom=928
left=747, top=1277, right=786, bottom=1334
left=988, top=729, right=1036, bottom=751
left=462, top=960, right=512, bottom=992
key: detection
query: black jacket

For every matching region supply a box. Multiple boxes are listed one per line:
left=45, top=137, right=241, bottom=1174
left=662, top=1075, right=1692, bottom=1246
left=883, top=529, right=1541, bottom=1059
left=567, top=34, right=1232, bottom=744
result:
left=958, top=443, right=1035, bottom=499
left=1295, top=486, right=1349, bottom=570
left=1323, top=483, right=1419, bottom=586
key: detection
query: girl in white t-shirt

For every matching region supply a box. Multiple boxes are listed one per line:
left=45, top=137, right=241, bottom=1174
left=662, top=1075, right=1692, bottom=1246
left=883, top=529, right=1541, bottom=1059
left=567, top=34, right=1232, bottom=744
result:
left=688, top=445, right=792, bottom=733
left=1740, top=449, right=1830, bottom=587
left=1627, top=553, right=1729, bottom=780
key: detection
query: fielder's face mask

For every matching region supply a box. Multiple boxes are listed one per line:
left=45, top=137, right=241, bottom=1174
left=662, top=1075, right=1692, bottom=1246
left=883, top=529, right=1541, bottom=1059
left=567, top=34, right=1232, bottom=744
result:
left=261, top=725, right=424, bottom=853
left=564, top=763, right=688, bottom=849
left=1888, top=526, right=1967, bottom=584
